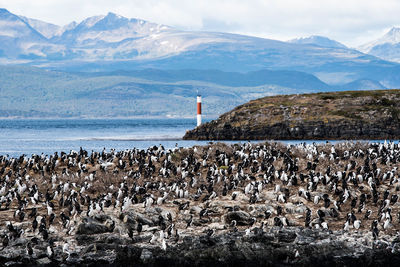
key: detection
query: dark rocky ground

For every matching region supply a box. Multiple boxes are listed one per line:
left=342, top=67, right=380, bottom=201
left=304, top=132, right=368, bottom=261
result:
left=2, top=226, right=400, bottom=266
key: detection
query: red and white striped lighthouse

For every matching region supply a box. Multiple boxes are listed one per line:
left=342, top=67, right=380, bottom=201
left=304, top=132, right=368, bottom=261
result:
left=197, top=94, right=202, bottom=127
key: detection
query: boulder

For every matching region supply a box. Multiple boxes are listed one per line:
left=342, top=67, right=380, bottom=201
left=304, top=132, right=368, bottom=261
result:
left=225, top=211, right=255, bottom=225
left=121, top=210, right=154, bottom=226
left=77, top=218, right=115, bottom=235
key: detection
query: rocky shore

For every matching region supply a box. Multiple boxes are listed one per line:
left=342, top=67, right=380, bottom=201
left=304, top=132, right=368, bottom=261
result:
left=2, top=225, right=400, bottom=266
left=183, top=90, right=400, bottom=140
left=1, top=141, right=400, bottom=266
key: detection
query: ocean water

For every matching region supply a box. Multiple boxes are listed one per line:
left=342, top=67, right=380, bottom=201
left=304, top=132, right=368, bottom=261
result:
left=0, top=118, right=393, bottom=158
left=0, top=118, right=218, bottom=157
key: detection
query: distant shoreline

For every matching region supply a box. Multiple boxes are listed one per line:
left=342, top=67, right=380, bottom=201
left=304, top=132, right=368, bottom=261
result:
left=0, top=116, right=218, bottom=120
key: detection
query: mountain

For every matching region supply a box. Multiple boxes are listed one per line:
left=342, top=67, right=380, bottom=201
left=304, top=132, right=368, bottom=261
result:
left=358, top=27, right=400, bottom=63
left=335, top=79, right=386, bottom=91
left=19, top=16, right=63, bottom=39
left=1, top=9, right=400, bottom=118
left=289, top=35, right=347, bottom=49
left=0, top=8, right=44, bottom=41
left=0, top=65, right=334, bottom=118
left=56, top=12, right=170, bottom=46
left=0, top=8, right=398, bottom=88
left=0, top=8, right=48, bottom=58
left=0, top=8, right=69, bottom=61
left=0, top=65, right=385, bottom=118
left=95, top=69, right=332, bottom=90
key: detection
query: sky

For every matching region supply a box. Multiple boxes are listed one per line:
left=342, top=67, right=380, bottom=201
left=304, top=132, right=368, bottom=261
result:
left=0, top=0, right=399, bottom=47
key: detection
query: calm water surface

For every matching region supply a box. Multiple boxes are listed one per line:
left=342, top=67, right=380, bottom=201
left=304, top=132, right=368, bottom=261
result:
left=0, top=119, right=394, bottom=157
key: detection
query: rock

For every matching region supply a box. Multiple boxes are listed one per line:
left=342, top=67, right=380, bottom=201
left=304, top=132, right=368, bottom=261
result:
left=105, top=219, right=116, bottom=232
left=135, top=213, right=153, bottom=226
left=36, top=257, right=52, bottom=265
left=122, top=210, right=154, bottom=226
left=225, top=211, right=254, bottom=225
left=190, top=206, right=202, bottom=214
left=4, top=261, right=19, bottom=266
left=76, top=234, right=96, bottom=245
left=94, top=214, right=111, bottom=223
left=122, top=213, right=136, bottom=224
left=77, top=218, right=114, bottom=235
left=2, top=228, right=400, bottom=265
left=140, top=249, right=153, bottom=262
left=277, top=229, right=297, bottom=243
left=105, top=234, right=126, bottom=245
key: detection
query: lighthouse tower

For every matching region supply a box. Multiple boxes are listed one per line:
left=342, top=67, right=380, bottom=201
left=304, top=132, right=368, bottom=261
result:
left=197, top=93, right=202, bottom=127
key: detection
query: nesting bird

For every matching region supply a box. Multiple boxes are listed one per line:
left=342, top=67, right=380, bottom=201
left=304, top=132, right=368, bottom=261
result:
left=0, top=141, right=399, bottom=260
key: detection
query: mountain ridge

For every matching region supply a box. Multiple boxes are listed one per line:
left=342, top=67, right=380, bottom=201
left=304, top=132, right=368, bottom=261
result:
left=0, top=65, right=386, bottom=118
left=0, top=8, right=398, bottom=87
left=288, top=35, right=347, bottom=49
left=358, top=27, right=400, bottom=63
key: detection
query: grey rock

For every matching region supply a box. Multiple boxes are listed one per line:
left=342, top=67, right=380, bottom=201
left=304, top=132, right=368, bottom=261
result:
left=140, top=249, right=153, bottom=262
left=94, top=214, right=111, bottom=223
left=4, top=261, right=19, bottom=266
left=37, top=257, right=52, bottom=265
left=1, top=228, right=400, bottom=265
left=136, top=214, right=154, bottom=226
left=190, top=206, right=202, bottom=214
left=76, top=218, right=114, bottom=235
left=225, top=211, right=254, bottom=225
left=122, top=210, right=154, bottom=226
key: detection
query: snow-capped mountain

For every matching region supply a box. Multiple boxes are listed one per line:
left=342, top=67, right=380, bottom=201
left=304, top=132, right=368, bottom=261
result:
left=0, top=8, right=376, bottom=64
left=0, top=8, right=47, bottom=58
left=0, top=8, right=400, bottom=88
left=57, top=12, right=171, bottom=45
left=358, top=27, right=400, bottom=63
left=0, top=8, right=69, bottom=60
left=289, top=35, right=347, bottom=49
left=19, top=16, right=63, bottom=39
left=0, top=8, right=44, bottom=40
left=2, top=8, right=400, bottom=118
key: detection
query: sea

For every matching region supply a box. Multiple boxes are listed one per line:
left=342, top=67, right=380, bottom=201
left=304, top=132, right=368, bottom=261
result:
left=0, top=118, right=394, bottom=158
left=0, top=118, right=212, bottom=157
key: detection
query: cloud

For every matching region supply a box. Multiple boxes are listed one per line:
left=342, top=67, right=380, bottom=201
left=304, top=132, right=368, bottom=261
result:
left=0, top=0, right=399, bottom=46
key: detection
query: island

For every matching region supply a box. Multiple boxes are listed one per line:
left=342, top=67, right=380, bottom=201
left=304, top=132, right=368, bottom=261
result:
left=183, top=89, right=400, bottom=140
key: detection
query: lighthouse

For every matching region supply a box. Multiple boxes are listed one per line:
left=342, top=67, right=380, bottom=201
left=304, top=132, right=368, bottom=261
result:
left=197, top=93, right=202, bottom=127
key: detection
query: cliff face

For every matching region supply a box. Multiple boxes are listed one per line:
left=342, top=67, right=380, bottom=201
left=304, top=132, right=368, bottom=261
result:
left=184, top=90, right=400, bottom=140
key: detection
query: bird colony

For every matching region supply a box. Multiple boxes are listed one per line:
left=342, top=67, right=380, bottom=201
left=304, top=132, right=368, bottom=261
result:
left=1, top=141, right=400, bottom=263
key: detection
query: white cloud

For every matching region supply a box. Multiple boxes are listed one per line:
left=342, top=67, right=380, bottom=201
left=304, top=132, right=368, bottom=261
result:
left=0, top=0, right=399, bottom=46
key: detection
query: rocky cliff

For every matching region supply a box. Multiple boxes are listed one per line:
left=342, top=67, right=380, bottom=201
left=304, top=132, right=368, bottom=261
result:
left=2, top=225, right=400, bottom=266
left=183, top=90, right=400, bottom=140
